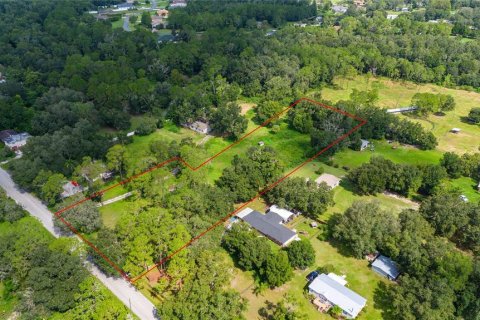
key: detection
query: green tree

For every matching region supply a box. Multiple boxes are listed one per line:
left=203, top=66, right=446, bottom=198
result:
left=89, top=228, right=125, bottom=277
left=210, top=102, right=248, bottom=139
left=41, top=173, right=66, bottom=205
left=440, top=152, right=462, bottom=178
left=255, top=100, right=283, bottom=124
left=141, top=11, right=152, bottom=28
left=54, top=196, right=102, bottom=234
left=468, top=107, right=480, bottom=124
left=286, top=239, right=315, bottom=269
left=264, top=251, right=293, bottom=287
left=106, top=144, right=127, bottom=179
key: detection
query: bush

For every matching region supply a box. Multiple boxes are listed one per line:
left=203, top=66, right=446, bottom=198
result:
left=134, top=117, right=158, bottom=136
left=468, top=107, right=480, bottom=124
left=314, top=166, right=325, bottom=175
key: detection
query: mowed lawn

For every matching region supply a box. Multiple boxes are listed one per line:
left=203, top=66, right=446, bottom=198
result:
left=321, top=75, right=480, bottom=154
left=99, top=199, right=130, bottom=229
left=231, top=217, right=392, bottom=320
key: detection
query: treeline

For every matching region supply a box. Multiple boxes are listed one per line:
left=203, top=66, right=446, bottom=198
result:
left=285, top=91, right=437, bottom=153
left=329, top=198, right=479, bottom=320
left=348, top=156, right=446, bottom=196
left=347, top=151, right=480, bottom=199
left=168, top=0, right=317, bottom=30
left=0, top=191, right=131, bottom=319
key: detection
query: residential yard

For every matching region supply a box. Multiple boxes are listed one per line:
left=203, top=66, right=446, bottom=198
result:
left=231, top=218, right=391, bottom=320
left=0, top=282, right=17, bottom=319
left=99, top=199, right=131, bottom=229
left=320, top=75, right=480, bottom=154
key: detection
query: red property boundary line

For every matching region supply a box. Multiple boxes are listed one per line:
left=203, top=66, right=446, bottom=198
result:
left=53, top=97, right=367, bottom=283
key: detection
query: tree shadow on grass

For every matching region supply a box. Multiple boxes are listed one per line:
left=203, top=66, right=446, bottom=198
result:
left=338, top=178, right=357, bottom=194
left=373, top=282, right=396, bottom=320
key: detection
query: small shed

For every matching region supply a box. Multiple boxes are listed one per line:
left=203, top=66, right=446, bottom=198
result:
left=360, top=139, right=370, bottom=151
left=371, top=255, right=400, bottom=281
left=258, top=141, right=265, bottom=147
left=315, top=173, right=341, bottom=189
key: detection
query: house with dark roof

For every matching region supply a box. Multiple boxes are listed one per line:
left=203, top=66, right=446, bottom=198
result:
left=0, top=131, right=31, bottom=151
left=371, top=255, right=400, bottom=281
left=308, top=273, right=367, bottom=318
left=0, top=129, right=16, bottom=142
left=236, top=208, right=298, bottom=247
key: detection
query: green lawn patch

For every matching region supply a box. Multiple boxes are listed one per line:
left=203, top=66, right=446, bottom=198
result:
left=0, top=282, right=17, bottom=319
left=320, top=75, right=480, bottom=154
left=99, top=199, right=130, bottom=229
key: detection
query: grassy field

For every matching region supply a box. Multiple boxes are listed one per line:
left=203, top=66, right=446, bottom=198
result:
left=99, top=199, right=130, bottom=229
left=231, top=217, right=392, bottom=320
left=320, top=75, right=480, bottom=154
left=0, top=282, right=17, bottom=319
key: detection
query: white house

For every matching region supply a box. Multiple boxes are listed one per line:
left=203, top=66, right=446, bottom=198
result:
left=184, top=121, right=211, bottom=134
left=268, top=205, right=295, bottom=223
left=315, top=173, right=341, bottom=189
left=61, top=181, right=84, bottom=198
left=360, top=139, right=370, bottom=151
left=309, top=273, right=367, bottom=318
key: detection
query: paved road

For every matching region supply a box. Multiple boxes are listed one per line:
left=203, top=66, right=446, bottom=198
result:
left=0, top=167, right=157, bottom=320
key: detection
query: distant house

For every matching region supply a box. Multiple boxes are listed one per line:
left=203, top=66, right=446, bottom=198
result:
left=387, top=14, right=398, bottom=20
left=268, top=205, right=295, bottom=223
left=332, top=5, right=348, bottom=14
left=0, top=131, right=31, bottom=151
left=460, top=195, right=469, bottom=202
left=61, top=181, right=84, bottom=198
left=0, top=129, right=16, bottom=142
left=265, top=29, right=277, bottom=36
left=371, top=255, right=400, bottom=281
left=258, top=141, right=265, bottom=147
left=360, top=139, right=370, bottom=151
left=308, top=273, right=367, bottom=318
left=477, top=181, right=480, bottom=191
left=353, top=0, right=365, bottom=7
left=157, top=9, right=169, bottom=17
left=169, top=0, right=187, bottom=8
left=294, top=23, right=307, bottom=27
left=236, top=207, right=298, bottom=247
left=315, top=173, right=341, bottom=189
left=113, top=2, right=134, bottom=11
left=0, top=72, right=6, bottom=84
left=100, top=171, right=114, bottom=181
left=184, top=121, right=211, bottom=134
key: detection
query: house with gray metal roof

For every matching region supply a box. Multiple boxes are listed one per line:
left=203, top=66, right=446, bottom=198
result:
left=371, top=255, right=400, bottom=280
left=308, top=273, right=367, bottom=318
left=236, top=207, right=298, bottom=247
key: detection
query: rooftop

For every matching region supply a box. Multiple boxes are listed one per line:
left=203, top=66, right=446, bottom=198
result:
left=371, top=255, right=400, bottom=280
left=309, top=273, right=366, bottom=318
left=237, top=208, right=297, bottom=246
left=315, top=173, right=341, bottom=189
left=268, top=205, right=295, bottom=222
